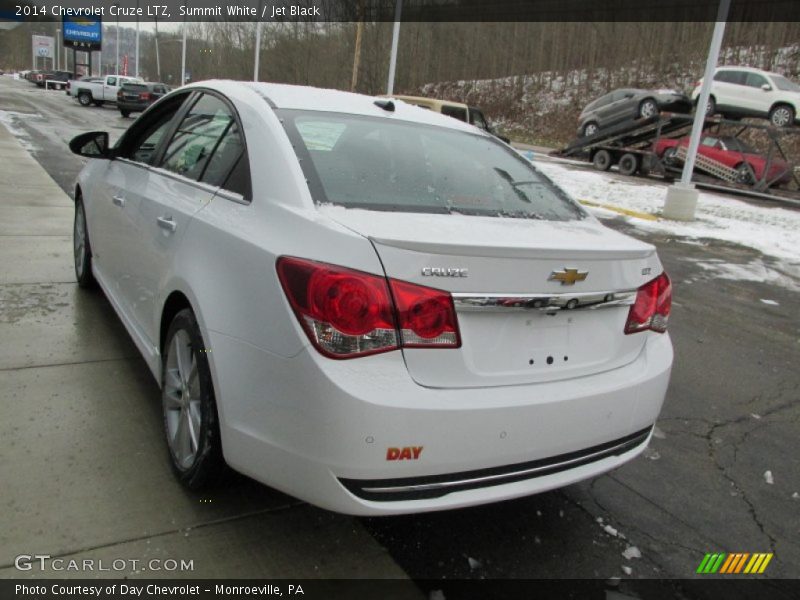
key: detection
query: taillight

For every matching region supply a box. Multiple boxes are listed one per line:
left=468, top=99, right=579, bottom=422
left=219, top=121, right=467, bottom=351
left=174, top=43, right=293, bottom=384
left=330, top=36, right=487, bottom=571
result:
left=625, top=272, right=672, bottom=335
left=390, top=279, right=460, bottom=347
left=140, top=92, right=151, bottom=100
left=276, top=257, right=460, bottom=359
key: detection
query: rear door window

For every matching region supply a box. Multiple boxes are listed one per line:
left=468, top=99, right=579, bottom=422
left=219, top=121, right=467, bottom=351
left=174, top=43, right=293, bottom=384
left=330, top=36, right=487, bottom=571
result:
left=744, top=72, right=768, bottom=88
left=159, top=94, right=235, bottom=181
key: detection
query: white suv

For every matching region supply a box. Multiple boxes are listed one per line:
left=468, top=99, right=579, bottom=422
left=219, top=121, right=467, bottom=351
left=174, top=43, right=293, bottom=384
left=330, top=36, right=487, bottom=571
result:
left=692, top=66, right=800, bottom=127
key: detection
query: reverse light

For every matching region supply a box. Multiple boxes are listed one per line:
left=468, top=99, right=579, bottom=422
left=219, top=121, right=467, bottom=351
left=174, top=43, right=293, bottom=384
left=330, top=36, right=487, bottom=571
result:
left=624, top=272, right=672, bottom=334
left=276, top=257, right=460, bottom=359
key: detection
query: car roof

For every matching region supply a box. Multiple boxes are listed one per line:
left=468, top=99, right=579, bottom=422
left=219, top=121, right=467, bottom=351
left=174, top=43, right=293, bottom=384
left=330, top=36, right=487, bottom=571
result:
left=184, top=81, right=483, bottom=135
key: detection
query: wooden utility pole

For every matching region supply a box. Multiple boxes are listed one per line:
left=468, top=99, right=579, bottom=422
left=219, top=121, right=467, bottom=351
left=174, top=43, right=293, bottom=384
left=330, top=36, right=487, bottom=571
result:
left=350, top=0, right=364, bottom=91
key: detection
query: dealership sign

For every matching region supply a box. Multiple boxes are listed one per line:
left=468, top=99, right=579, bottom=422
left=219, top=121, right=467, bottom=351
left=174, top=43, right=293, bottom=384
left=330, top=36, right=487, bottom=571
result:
left=63, top=16, right=102, bottom=51
left=31, top=35, right=54, bottom=59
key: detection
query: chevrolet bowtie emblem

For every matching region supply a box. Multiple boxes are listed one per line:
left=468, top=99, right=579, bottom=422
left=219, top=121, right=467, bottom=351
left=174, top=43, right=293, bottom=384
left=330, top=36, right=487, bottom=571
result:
left=549, top=268, right=588, bottom=285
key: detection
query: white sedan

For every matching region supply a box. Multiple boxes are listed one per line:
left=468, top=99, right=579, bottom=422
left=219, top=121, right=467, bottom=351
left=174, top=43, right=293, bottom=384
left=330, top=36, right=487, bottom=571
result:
left=69, top=81, right=673, bottom=515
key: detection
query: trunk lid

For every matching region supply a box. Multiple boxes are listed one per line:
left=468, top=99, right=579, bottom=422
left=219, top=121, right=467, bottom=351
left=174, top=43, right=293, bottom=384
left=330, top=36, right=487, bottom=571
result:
left=319, top=206, right=663, bottom=389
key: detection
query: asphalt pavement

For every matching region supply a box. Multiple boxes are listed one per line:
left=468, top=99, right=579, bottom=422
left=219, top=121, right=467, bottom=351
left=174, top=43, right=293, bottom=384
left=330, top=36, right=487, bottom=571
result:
left=0, top=76, right=798, bottom=598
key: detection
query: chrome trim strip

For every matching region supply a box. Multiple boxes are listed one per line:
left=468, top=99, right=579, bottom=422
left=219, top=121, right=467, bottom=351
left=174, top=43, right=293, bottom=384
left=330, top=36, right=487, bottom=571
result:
left=361, top=433, right=645, bottom=495
left=147, top=165, right=222, bottom=195
left=452, top=289, right=636, bottom=312
left=215, top=189, right=250, bottom=205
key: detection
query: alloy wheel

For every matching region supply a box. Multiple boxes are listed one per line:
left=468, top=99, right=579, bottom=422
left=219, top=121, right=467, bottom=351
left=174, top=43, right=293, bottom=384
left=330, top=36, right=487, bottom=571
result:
left=164, top=330, right=203, bottom=470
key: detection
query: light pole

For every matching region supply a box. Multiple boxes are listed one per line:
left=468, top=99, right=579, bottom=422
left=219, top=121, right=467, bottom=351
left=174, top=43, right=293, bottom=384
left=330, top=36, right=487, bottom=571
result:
left=154, top=17, right=161, bottom=81
left=386, top=0, right=402, bottom=95
left=180, top=19, right=187, bottom=84
left=135, top=0, right=140, bottom=78
left=254, top=20, right=262, bottom=81
left=662, top=0, right=731, bottom=221
left=115, top=10, right=120, bottom=76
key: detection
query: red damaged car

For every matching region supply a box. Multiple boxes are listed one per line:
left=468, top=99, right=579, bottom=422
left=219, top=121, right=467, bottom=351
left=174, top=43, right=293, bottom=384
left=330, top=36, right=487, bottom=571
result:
left=654, top=135, right=792, bottom=186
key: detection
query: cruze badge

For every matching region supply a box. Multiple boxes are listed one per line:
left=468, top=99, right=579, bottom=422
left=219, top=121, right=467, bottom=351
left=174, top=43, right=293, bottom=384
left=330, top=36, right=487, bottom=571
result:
left=549, top=268, right=588, bottom=285
left=422, top=267, right=468, bottom=277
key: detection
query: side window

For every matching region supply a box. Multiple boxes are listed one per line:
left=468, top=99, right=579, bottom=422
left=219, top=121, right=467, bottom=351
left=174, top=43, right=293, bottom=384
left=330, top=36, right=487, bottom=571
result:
left=700, top=136, right=718, bottom=148
left=107, top=76, right=117, bottom=87
left=200, top=119, right=250, bottom=196
left=440, top=105, right=468, bottom=122
left=745, top=73, right=767, bottom=88
left=714, top=71, right=731, bottom=83
left=469, top=109, right=488, bottom=131
left=729, top=71, right=747, bottom=85
left=593, top=93, right=613, bottom=109
left=118, top=94, right=189, bottom=164
left=160, top=94, right=234, bottom=181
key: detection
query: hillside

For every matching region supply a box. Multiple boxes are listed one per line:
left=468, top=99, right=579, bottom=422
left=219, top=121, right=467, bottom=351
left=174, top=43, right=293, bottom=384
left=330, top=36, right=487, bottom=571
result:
left=413, top=44, right=800, bottom=147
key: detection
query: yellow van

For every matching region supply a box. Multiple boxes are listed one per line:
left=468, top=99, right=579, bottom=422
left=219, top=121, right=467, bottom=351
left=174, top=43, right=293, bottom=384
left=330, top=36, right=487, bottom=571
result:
left=387, top=95, right=510, bottom=143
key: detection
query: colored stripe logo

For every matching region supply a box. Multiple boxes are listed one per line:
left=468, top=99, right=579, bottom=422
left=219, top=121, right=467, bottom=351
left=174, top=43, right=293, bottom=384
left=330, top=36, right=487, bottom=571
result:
left=697, top=552, right=773, bottom=574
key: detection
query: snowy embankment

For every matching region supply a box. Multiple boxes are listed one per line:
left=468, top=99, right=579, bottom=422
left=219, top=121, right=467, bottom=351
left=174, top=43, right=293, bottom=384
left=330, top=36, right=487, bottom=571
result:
left=536, top=160, right=800, bottom=291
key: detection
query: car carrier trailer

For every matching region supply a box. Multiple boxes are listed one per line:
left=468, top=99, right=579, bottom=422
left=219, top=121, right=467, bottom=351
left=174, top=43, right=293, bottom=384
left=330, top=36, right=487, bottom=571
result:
left=551, top=113, right=800, bottom=202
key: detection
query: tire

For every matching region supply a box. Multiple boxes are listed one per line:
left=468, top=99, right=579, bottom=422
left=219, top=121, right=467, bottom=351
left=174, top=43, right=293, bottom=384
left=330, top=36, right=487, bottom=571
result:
left=704, top=96, right=716, bottom=117
left=120, top=110, right=130, bottom=118
left=768, top=104, right=795, bottom=128
left=618, top=153, right=640, bottom=176
left=162, top=309, right=226, bottom=490
left=638, top=98, right=658, bottom=119
left=73, top=198, right=97, bottom=289
left=663, top=147, right=679, bottom=166
left=735, top=163, right=756, bottom=185
left=582, top=121, right=599, bottom=137
left=592, top=149, right=613, bottom=171
left=78, top=92, right=92, bottom=106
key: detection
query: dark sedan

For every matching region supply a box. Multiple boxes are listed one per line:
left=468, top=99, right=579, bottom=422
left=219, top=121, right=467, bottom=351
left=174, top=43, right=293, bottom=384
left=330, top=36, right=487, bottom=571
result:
left=117, top=82, right=170, bottom=117
left=577, top=88, right=692, bottom=137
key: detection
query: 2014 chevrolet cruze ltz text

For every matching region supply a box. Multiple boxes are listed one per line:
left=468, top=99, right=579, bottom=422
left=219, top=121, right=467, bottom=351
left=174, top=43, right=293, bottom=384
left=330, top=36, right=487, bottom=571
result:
left=69, top=80, right=673, bottom=515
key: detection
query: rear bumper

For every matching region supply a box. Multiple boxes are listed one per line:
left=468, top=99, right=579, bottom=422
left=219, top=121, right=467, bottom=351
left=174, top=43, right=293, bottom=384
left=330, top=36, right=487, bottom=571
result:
left=209, top=330, right=672, bottom=515
left=117, top=101, right=149, bottom=112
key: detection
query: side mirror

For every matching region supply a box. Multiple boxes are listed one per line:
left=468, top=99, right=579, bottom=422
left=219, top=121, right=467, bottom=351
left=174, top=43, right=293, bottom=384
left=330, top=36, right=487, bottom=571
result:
left=761, top=83, right=772, bottom=92
left=69, top=131, right=112, bottom=159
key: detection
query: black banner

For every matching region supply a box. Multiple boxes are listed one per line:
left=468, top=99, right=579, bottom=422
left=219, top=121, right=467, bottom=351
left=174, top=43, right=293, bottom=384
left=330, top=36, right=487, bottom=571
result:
left=3, top=579, right=800, bottom=600
left=2, top=0, right=800, bottom=23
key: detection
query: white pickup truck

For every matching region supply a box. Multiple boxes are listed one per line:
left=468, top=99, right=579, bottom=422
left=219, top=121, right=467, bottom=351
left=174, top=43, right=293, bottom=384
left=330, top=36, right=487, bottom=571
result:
left=71, top=75, right=143, bottom=107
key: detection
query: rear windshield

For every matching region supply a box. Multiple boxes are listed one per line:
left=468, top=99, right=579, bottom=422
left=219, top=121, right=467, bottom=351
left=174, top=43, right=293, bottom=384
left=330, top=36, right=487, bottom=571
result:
left=278, top=109, right=586, bottom=221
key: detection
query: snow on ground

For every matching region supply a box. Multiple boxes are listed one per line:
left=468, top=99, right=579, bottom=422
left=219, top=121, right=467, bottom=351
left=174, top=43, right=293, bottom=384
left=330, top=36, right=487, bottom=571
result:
left=536, top=159, right=800, bottom=289
left=0, top=110, right=39, bottom=154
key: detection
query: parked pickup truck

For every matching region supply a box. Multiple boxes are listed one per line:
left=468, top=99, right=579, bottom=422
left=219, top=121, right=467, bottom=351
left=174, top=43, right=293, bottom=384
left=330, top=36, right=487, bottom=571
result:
left=71, top=75, right=143, bottom=107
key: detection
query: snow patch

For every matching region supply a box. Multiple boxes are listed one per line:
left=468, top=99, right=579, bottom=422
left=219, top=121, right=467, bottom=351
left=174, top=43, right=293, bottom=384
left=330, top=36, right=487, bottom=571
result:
left=622, top=546, right=642, bottom=560
left=535, top=160, right=800, bottom=289
left=764, top=470, right=774, bottom=485
left=759, top=299, right=779, bottom=306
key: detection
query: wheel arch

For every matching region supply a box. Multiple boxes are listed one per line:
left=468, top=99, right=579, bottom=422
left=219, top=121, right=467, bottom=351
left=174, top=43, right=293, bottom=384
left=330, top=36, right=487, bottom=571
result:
left=769, top=101, right=795, bottom=115
left=160, top=290, right=194, bottom=357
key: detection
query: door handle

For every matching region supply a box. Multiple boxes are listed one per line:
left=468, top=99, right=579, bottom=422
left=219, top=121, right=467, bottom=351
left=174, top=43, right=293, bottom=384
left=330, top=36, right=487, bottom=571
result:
left=112, top=195, right=126, bottom=207
left=157, top=216, right=177, bottom=233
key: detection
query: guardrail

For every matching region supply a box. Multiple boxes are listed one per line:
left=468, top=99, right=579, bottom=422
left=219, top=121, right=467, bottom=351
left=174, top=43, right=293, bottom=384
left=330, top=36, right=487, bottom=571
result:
left=44, top=80, right=66, bottom=91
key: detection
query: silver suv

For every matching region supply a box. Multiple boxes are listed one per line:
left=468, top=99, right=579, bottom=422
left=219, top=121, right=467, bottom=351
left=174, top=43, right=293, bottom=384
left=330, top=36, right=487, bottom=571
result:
left=692, top=67, right=800, bottom=127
